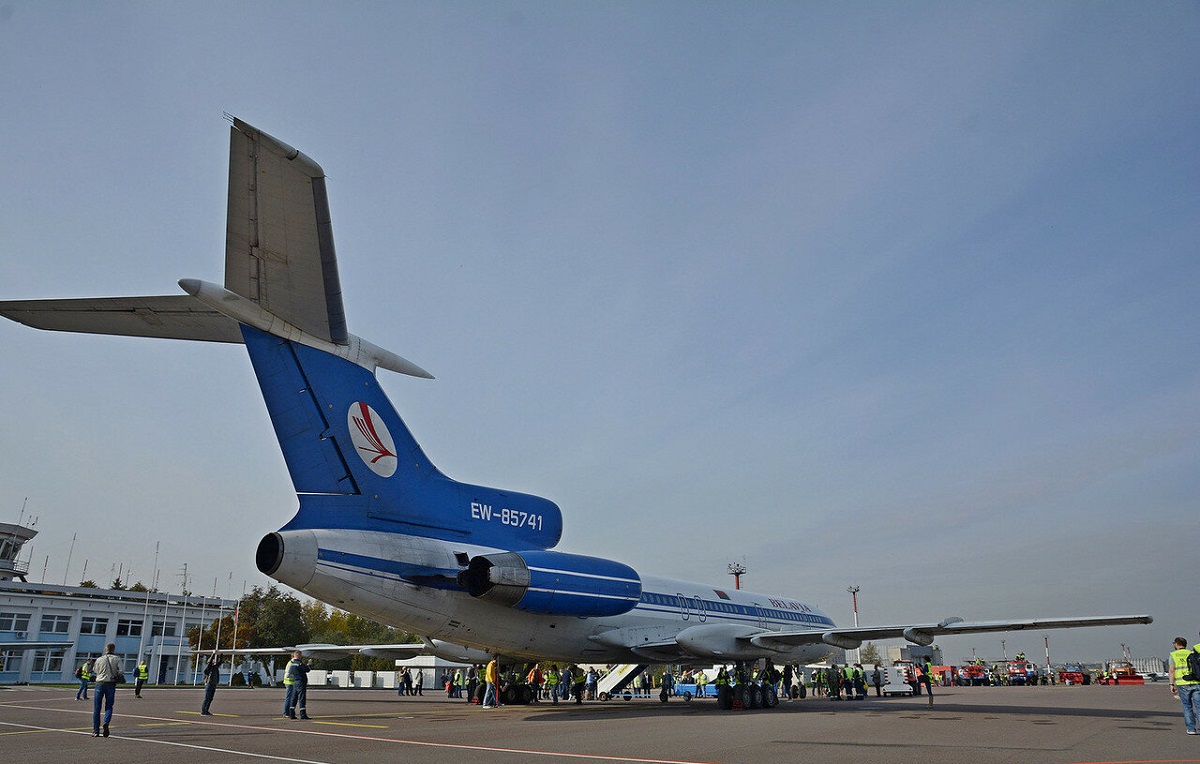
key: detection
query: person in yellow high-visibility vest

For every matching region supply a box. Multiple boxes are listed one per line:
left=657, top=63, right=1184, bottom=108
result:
left=134, top=659, right=149, bottom=698
left=1169, top=636, right=1200, bottom=735
left=75, top=658, right=93, bottom=700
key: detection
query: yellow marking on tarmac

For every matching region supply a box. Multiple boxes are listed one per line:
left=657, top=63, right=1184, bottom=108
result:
left=178, top=710, right=238, bottom=717
left=136, top=722, right=192, bottom=728
left=312, top=720, right=389, bottom=729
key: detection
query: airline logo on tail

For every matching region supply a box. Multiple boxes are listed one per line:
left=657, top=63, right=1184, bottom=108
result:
left=349, top=402, right=397, bottom=477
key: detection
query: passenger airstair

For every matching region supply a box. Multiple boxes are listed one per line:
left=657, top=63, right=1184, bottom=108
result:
left=597, top=663, right=648, bottom=700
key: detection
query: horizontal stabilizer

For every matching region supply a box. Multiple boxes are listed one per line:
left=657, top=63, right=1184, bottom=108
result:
left=0, top=295, right=243, bottom=343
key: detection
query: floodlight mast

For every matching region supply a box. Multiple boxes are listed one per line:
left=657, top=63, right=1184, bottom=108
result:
left=727, top=562, right=747, bottom=590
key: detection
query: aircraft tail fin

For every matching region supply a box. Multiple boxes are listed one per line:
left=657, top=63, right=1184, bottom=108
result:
left=242, top=324, right=563, bottom=549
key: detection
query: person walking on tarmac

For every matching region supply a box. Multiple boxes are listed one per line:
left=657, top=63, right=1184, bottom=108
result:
left=921, top=657, right=934, bottom=707
left=1169, top=635, right=1200, bottom=735
left=482, top=657, right=500, bottom=708
left=527, top=664, right=543, bottom=703
left=91, top=643, right=122, bottom=738
left=75, top=658, right=93, bottom=700
left=134, top=657, right=149, bottom=698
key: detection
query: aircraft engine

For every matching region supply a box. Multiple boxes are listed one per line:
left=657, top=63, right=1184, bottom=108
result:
left=256, top=530, right=317, bottom=590
left=457, top=550, right=642, bottom=618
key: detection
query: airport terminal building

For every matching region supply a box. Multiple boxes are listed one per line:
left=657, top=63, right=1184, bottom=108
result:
left=1, top=520, right=234, bottom=685
left=0, top=579, right=235, bottom=685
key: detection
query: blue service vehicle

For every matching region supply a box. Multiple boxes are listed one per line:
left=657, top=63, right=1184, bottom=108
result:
left=672, top=681, right=718, bottom=699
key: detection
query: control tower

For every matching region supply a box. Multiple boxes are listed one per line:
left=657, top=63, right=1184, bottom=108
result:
left=0, top=522, right=36, bottom=582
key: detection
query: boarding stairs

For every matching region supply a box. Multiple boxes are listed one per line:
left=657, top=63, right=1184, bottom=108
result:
left=597, top=664, right=648, bottom=700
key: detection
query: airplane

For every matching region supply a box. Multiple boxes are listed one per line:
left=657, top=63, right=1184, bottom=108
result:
left=0, top=118, right=1151, bottom=708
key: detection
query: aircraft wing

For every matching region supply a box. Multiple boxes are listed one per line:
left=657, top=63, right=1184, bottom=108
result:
left=210, top=639, right=489, bottom=664
left=0, top=295, right=242, bottom=342
left=748, top=614, right=1154, bottom=651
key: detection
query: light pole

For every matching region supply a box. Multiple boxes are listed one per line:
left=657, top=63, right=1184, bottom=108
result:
left=847, top=585, right=861, bottom=664
left=727, top=563, right=746, bottom=590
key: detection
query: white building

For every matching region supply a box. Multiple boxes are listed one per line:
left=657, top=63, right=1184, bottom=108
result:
left=0, top=579, right=235, bottom=685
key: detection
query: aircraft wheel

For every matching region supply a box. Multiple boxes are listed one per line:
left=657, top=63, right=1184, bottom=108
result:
left=501, top=686, right=518, bottom=705
left=762, top=684, right=778, bottom=708
left=748, top=685, right=762, bottom=709
left=734, top=685, right=751, bottom=710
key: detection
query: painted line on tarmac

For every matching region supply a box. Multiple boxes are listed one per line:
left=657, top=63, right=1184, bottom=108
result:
left=0, top=720, right=337, bottom=764
left=313, top=720, right=389, bottom=729
left=1070, top=759, right=1200, bottom=764
left=0, top=702, right=717, bottom=764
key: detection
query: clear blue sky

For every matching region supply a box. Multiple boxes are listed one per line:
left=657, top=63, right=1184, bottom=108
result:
left=2, top=2, right=1196, bottom=663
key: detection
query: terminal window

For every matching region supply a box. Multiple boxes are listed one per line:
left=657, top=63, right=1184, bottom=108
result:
left=80, top=616, right=108, bottom=635
left=0, top=650, right=20, bottom=671
left=40, top=615, right=71, bottom=633
left=32, top=648, right=66, bottom=672
left=0, top=612, right=31, bottom=632
left=151, top=621, right=177, bottom=637
left=115, top=619, right=143, bottom=637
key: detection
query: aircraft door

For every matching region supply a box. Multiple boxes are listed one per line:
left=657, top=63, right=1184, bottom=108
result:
left=676, top=592, right=690, bottom=621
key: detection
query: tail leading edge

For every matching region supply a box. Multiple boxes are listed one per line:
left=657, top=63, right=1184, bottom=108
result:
left=242, top=325, right=564, bottom=550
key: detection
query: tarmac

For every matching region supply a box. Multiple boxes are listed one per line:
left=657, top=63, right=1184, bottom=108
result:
left=1, top=683, right=1196, bottom=764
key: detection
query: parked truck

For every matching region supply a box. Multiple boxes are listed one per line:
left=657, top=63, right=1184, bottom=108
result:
left=1097, top=660, right=1145, bottom=685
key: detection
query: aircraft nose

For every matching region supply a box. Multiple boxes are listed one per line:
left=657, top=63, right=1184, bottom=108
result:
left=256, top=530, right=318, bottom=589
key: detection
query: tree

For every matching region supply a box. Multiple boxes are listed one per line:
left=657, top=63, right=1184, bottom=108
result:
left=860, top=642, right=883, bottom=665
left=79, top=579, right=98, bottom=588
left=129, top=581, right=149, bottom=592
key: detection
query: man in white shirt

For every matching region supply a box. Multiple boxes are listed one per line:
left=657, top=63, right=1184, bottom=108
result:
left=92, top=643, right=122, bottom=737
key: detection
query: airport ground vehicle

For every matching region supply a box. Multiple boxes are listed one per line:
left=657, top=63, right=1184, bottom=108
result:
left=1007, top=660, right=1038, bottom=685
left=1097, top=660, right=1145, bottom=685
left=672, top=681, right=718, bottom=699
left=1058, top=663, right=1090, bottom=685
left=962, top=661, right=988, bottom=686
left=882, top=663, right=917, bottom=696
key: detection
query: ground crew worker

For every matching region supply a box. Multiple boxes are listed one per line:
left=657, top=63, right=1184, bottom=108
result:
left=921, top=657, right=934, bottom=706
left=283, top=650, right=311, bottom=719
left=572, top=664, right=586, bottom=704
left=694, top=669, right=707, bottom=698
left=75, top=658, right=93, bottom=700
left=1169, top=636, right=1200, bottom=735
left=545, top=664, right=560, bottom=704
left=134, top=658, right=149, bottom=698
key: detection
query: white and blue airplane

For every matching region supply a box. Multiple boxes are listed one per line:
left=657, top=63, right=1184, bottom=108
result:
left=0, top=119, right=1150, bottom=700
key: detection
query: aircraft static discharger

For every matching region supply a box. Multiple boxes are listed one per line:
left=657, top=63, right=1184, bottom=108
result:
left=0, top=118, right=1152, bottom=710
